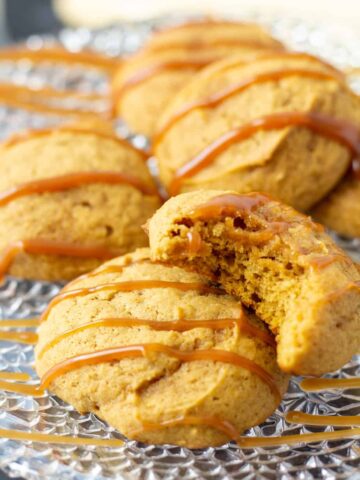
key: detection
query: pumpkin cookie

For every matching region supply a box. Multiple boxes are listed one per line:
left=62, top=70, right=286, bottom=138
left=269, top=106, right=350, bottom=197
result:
left=153, top=52, right=360, bottom=211
left=311, top=174, right=360, bottom=238
left=112, top=20, right=283, bottom=137
left=35, top=248, right=288, bottom=448
left=148, top=190, right=360, bottom=375
left=0, top=120, right=160, bottom=281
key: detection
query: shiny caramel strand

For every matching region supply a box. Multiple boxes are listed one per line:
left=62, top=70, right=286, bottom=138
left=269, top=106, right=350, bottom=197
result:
left=114, top=59, right=217, bottom=101
left=131, top=415, right=241, bottom=441
left=131, top=415, right=360, bottom=446
left=154, top=68, right=343, bottom=145
left=0, top=380, right=44, bottom=397
left=0, top=171, right=158, bottom=207
left=0, top=46, right=120, bottom=73
left=3, top=126, right=148, bottom=160
left=40, top=343, right=280, bottom=402
left=300, top=377, right=360, bottom=391
left=168, top=111, right=360, bottom=195
left=215, top=51, right=344, bottom=78
left=0, top=331, right=38, bottom=345
left=40, top=280, right=223, bottom=323
left=0, top=428, right=124, bottom=447
left=37, top=311, right=275, bottom=359
left=0, top=371, right=31, bottom=381
left=0, top=91, right=106, bottom=119
left=0, top=318, right=39, bottom=327
left=237, top=428, right=360, bottom=448
left=286, top=411, right=360, bottom=427
left=0, top=239, right=121, bottom=281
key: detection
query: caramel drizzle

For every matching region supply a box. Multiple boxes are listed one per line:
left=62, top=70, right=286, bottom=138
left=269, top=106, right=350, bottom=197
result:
left=114, top=59, right=217, bottom=101
left=0, top=171, right=158, bottom=207
left=0, top=380, right=44, bottom=397
left=0, top=46, right=120, bottom=73
left=286, top=411, right=360, bottom=427
left=0, top=428, right=124, bottom=447
left=168, top=111, right=360, bottom=195
left=39, top=343, right=280, bottom=402
left=189, top=192, right=271, bottom=219
left=187, top=230, right=204, bottom=254
left=0, top=87, right=108, bottom=119
left=0, top=371, right=31, bottom=381
left=0, top=239, right=121, bottom=281
left=40, top=280, right=223, bottom=323
left=3, top=126, right=147, bottom=159
left=131, top=415, right=360, bottom=447
left=132, top=415, right=241, bottom=440
left=300, top=377, right=360, bottom=391
left=0, top=331, right=38, bottom=345
left=37, top=312, right=275, bottom=359
left=0, top=318, right=39, bottom=327
left=154, top=68, right=344, bottom=146
left=148, top=39, right=284, bottom=53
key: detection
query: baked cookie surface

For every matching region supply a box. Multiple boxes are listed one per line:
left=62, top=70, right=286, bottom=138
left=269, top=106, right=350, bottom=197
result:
left=35, top=248, right=288, bottom=448
left=112, top=20, right=283, bottom=137
left=0, top=121, right=160, bottom=281
left=153, top=53, right=360, bottom=211
left=311, top=174, right=360, bottom=238
left=148, top=190, right=360, bottom=375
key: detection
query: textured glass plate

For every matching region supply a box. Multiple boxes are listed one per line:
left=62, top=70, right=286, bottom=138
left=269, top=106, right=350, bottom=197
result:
left=0, top=13, right=359, bottom=480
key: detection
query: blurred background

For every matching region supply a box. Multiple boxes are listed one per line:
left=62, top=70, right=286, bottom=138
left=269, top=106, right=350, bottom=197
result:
left=0, top=0, right=359, bottom=44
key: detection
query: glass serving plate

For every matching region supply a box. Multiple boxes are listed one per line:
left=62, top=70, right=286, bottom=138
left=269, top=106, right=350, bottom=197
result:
left=0, top=12, right=359, bottom=480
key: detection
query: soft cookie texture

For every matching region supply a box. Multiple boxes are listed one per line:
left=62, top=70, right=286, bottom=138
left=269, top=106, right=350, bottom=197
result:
left=112, top=20, right=283, bottom=137
left=0, top=121, right=160, bottom=281
left=153, top=53, right=360, bottom=211
left=148, top=190, right=360, bottom=375
left=312, top=175, right=360, bottom=239
left=35, top=248, right=288, bottom=448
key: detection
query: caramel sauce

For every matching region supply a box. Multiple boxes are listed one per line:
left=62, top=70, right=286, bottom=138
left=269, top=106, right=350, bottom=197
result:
left=0, top=239, right=121, bottom=281
left=131, top=415, right=360, bottom=447
left=286, top=411, right=360, bottom=427
left=307, top=254, right=347, bottom=270
left=0, top=380, right=44, bottom=397
left=154, top=68, right=343, bottom=145
left=147, top=39, right=284, bottom=53
left=187, top=230, right=204, bottom=254
left=132, top=414, right=241, bottom=441
left=0, top=331, right=38, bottom=345
left=0, top=83, right=104, bottom=101
left=300, top=377, right=360, bottom=391
left=39, top=343, right=280, bottom=402
left=215, top=51, right=343, bottom=78
left=0, top=46, right=119, bottom=73
left=40, top=280, right=222, bottom=323
left=0, top=371, right=31, bottom=381
left=0, top=318, right=39, bottom=327
left=189, top=192, right=270, bottom=219
left=168, top=111, right=360, bottom=195
left=0, top=91, right=107, bottom=119
left=0, top=428, right=124, bottom=447
left=37, top=311, right=275, bottom=359
left=237, top=428, right=360, bottom=448
left=3, top=126, right=147, bottom=160
left=0, top=171, right=158, bottom=207
left=114, top=59, right=217, bottom=101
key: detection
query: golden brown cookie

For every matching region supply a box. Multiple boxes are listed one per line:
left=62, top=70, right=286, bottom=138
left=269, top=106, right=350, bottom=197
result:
left=0, top=121, right=160, bottom=281
left=311, top=174, right=360, bottom=238
left=148, top=190, right=360, bottom=376
left=153, top=52, right=360, bottom=211
left=112, top=20, right=283, bottom=137
left=35, top=248, right=289, bottom=448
